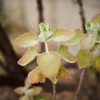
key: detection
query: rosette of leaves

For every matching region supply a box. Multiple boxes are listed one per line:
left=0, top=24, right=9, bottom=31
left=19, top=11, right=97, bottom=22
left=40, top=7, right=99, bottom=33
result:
left=14, top=79, right=43, bottom=100
left=16, top=23, right=77, bottom=85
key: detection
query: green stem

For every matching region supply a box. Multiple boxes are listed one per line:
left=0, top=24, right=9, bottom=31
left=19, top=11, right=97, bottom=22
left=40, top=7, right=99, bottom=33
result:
left=45, top=40, right=49, bottom=53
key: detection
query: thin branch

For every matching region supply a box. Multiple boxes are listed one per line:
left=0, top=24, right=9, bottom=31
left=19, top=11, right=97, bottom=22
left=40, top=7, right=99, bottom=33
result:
left=52, top=83, right=56, bottom=100
left=37, top=0, right=44, bottom=23
left=77, top=0, right=87, bottom=33
left=74, top=69, right=85, bottom=100
left=74, top=0, right=87, bottom=99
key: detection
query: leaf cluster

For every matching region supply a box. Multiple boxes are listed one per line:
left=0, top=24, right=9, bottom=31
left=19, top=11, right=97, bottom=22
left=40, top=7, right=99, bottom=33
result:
left=15, top=13, right=100, bottom=85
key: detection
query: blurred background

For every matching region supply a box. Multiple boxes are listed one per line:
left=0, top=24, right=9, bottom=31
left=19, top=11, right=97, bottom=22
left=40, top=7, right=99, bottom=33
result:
left=0, top=0, right=100, bottom=100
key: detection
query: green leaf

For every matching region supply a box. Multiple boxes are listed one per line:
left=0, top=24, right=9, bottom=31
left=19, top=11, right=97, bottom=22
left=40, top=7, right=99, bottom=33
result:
left=90, top=42, right=99, bottom=52
left=25, top=89, right=34, bottom=96
left=28, top=66, right=46, bottom=84
left=97, top=30, right=100, bottom=40
left=52, top=28, right=76, bottom=42
left=65, top=29, right=82, bottom=45
left=80, top=34, right=97, bottom=50
left=37, top=51, right=60, bottom=78
left=85, top=21, right=99, bottom=31
left=91, top=13, right=100, bottom=25
left=56, top=66, right=71, bottom=81
left=93, top=56, right=100, bottom=72
left=38, top=23, right=52, bottom=41
left=18, top=47, right=38, bottom=66
left=85, top=21, right=91, bottom=30
left=15, top=31, right=38, bottom=47
left=77, top=50, right=94, bottom=68
left=14, top=87, right=25, bottom=95
left=88, top=61, right=96, bottom=73
left=57, top=45, right=78, bottom=63
left=34, top=94, right=51, bottom=100
left=19, top=96, right=30, bottom=100
left=32, top=87, right=42, bottom=95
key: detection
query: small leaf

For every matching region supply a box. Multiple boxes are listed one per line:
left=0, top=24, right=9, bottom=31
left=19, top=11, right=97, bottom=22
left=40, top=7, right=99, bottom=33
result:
left=77, top=49, right=94, bottom=68
left=88, top=61, right=96, bottom=73
left=15, top=31, right=38, bottom=47
left=56, top=66, right=71, bottom=81
left=85, top=21, right=91, bottom=30
left=57, top=45, right=78, bottom=63
left=65, top=29, right=82, bottom=45
left=18, top=47, right=38, bottom=66
left=34, top=93, right=51, bottom=100
left=93, top=56, right=100, bottom=71
left=25, top=89, right=34, bottom=96
left=90, top=42, right=99, bottom=52
left=37, top=51, right=60, bottom=78
left=19, top=96, right=30, bottom=100
left=91, top=13, right=100, bottom=25
left=80, top=34, right=97, bottom=50
left=14, top=87, right=25, bottom=95
left=85, top=21, right=99, bottom=31
left=28, top=66, right=46, bottom=84
left=97, top=30, right=100, bottom=40
left=38, top=23, right=52, bottom=41
left=52, top=29, right=76, bottom=42
left=32, top=87, right=42, bottom=95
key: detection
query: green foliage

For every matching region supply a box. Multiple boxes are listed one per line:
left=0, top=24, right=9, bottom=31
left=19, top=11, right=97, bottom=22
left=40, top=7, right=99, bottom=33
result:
left=65, top=29, right=82, bottom=45
left=88, top=61, right=96, bottom=73
left=80, top=34, right=97, bottom=50
left=77, top=50, right=94, bottom=68
left=52, top=28, right=76, bottom=42
left=90, top=42, right=99, bottom=52
left=18, top=47, right=38, bottom=66
left=34, top=94, right=51, bottom=100
left=15, top=79, right=43, bottom=100
left=97, top=30, right=100, bottom=40
left=85, top=21, right=99, bottom=31
left=57, top=44, right=78, bottom=63
left=91, top=13, right=100, bottom=25
left=15, top=13, right=100, bottom=100
left=38, top=23, right=52, bottom=41
left=37, top=51, right=60, bottom=79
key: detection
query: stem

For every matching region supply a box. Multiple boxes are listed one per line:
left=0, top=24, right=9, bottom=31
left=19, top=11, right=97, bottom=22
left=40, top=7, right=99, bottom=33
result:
left=74, top=69, right=85, bottom=100
left=44, top=40, right=56, bottom=100
left=45, top=40, right=49, bottom=53
left=52, top=83, right=56, bottom=100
